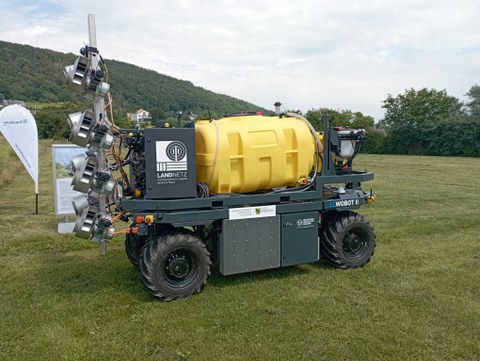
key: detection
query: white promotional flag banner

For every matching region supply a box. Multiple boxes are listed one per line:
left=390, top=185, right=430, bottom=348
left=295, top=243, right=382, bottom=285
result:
left=0, top=105, right=39, bottom=193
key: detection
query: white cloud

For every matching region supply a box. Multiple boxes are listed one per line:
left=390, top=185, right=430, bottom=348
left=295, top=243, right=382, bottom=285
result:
left=1, top=0, right=479, bottom=120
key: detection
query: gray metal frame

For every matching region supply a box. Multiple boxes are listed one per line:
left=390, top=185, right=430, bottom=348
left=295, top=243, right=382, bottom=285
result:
left=121, top=171, right=373, bottom=227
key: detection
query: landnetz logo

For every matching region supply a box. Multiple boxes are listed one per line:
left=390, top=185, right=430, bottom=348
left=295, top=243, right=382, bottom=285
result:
left=156, top=140, right=188, bottom=172
left=166, top=141, right=187, bottom=162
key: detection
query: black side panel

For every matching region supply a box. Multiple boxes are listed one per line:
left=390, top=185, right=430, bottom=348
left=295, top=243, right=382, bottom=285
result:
left=144, top=128, right=197, bottom=199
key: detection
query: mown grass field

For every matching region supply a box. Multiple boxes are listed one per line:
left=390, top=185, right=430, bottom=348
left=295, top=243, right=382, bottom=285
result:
left=1, top=136, right=479, bottom=361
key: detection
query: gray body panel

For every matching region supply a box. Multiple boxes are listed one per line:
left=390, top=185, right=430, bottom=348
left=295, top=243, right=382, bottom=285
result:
left=219, top=216, right=281, bottom=275
left=281, top=212, right=319, bottom=267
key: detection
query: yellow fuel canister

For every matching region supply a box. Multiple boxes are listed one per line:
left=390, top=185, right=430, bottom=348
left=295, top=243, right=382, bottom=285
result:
left=195, top=115, right=321, bottom=194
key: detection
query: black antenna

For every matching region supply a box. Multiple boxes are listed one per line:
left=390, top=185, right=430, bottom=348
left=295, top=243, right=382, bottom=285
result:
left=208, top=104, right=212, bottom=122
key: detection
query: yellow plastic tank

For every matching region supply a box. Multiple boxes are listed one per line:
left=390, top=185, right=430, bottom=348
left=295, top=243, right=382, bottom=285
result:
left=195, top=115, right=321, bottom=194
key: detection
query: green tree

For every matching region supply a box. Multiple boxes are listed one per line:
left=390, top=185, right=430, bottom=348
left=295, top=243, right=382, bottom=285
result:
left=305, top=108, right=374, bottom=131
left=36, top=103, right=78, bottom=139
left=381, top=88, right=463, bottom=154
left=465, top=84, right=480, bottom=119
left=362, top=128, right=387, bottom=154
left=305, top=107, right=382, bottom=152
left=426, top=115, right=480, bottom=157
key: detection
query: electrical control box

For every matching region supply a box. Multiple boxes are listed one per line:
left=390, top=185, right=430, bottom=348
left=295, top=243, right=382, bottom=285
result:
left=144, top=128, right=197, bottom=199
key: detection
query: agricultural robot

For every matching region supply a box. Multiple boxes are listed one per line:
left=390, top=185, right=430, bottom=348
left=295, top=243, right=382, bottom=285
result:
left=64, top=15, right=376, bottom=301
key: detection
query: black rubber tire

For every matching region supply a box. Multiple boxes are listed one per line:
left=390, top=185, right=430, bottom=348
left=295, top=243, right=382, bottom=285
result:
left=320, top=211, right=376, bottom=268
left=139, top=229, right=211, bottom=301
left=125, top=224, right=174, bottom=269
left=125, top=232, right=148, bottom=269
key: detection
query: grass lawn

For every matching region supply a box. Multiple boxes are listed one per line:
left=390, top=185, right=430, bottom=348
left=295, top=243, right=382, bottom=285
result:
left=1, top=137, right=479, bottom=361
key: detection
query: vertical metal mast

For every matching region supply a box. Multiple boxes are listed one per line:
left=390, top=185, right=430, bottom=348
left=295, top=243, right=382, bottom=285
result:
left=88, top=14, right=107, bottom=255
left=88, top=14, right=97, bottom=49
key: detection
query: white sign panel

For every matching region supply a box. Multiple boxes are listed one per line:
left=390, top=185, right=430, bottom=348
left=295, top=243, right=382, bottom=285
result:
left=52, top=144, right=87, bottom=215
left=228, top=205, right=277, bottom=220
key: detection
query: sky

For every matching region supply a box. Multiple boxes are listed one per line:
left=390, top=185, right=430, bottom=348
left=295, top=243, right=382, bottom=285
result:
left=1, top=0, right=479, bottom=121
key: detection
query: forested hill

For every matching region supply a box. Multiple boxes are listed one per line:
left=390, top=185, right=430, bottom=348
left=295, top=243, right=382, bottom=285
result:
left=0, top=40, right=267, bottom=117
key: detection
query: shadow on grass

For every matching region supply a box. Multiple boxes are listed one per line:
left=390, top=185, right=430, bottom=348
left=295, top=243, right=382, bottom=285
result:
left=207, top=260, right=323, bottom=289
left=309, top=258, right=338, bottom=270
left=35, top=246, right=332, bottom=302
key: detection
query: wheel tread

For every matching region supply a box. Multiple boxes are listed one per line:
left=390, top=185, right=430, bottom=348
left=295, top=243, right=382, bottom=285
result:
left=139, top=229, right=211, bottom=301
left=320, top=211, right=376, bottom=269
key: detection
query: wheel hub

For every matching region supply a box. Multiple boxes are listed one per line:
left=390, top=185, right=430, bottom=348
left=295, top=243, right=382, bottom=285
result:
left=344, top=233, right=362, bottom=253
left=167, top=256, right=190, bottom=279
